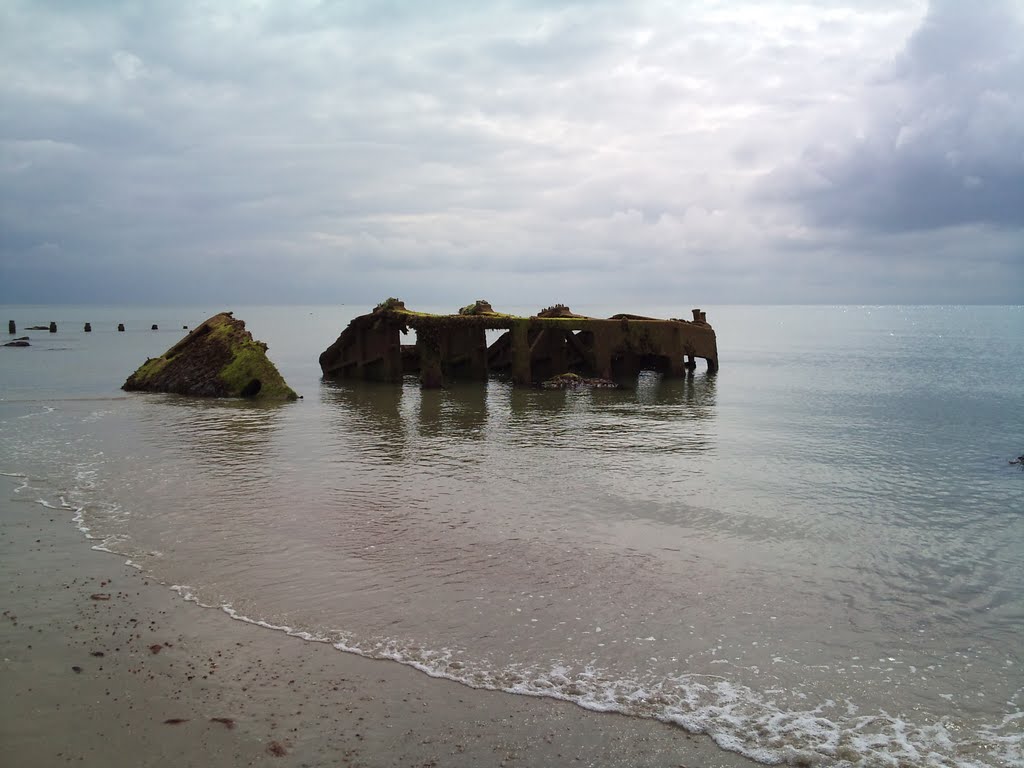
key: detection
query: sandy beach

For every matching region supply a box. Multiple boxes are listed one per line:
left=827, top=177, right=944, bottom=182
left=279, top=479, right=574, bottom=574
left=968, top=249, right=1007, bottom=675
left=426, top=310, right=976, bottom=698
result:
left=1, top=476, right=759, bottom=768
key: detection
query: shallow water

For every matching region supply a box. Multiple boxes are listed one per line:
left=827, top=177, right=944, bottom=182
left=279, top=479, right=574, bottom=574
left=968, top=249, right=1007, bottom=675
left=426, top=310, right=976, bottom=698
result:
left=2, top=304, right=1022, bottom=767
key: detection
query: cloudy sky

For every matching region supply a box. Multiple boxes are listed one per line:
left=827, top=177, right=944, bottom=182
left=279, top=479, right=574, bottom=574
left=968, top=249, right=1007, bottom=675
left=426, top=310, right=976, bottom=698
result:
left=1, top=0, right=1021, bottom=305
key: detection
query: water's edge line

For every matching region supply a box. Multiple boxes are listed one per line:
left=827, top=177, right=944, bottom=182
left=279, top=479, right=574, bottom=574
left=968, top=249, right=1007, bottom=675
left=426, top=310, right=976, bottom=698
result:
left=4, top=471, right=1018, bottom=768
left=2, top=471, right=780, bottom=766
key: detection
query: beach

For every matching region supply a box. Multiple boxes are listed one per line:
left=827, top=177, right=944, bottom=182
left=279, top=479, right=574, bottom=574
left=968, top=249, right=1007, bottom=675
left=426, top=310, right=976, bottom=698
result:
left=1, top=475, right=759, bottom=768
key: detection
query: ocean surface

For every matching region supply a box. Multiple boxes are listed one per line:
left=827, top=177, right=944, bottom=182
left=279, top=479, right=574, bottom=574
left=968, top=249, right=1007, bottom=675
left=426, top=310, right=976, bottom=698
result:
left=2, top=304, right=1022, bottom=767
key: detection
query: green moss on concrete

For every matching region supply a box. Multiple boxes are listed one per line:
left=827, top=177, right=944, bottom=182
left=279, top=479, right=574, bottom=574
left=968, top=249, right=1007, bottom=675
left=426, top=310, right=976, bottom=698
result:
left=374, top=297, right=406, bottom=312
left=458, top=300, right=496, bottom=316
left=131, top=356, right=170, bottom=383
left=219, top=344, right=298, bottom=400
left=124, top=312, right=297, bottom=400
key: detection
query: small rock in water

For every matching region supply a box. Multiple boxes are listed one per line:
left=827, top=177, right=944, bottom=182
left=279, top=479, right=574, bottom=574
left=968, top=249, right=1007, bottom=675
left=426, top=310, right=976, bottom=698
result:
left=541, top=373, right=618, bottom=390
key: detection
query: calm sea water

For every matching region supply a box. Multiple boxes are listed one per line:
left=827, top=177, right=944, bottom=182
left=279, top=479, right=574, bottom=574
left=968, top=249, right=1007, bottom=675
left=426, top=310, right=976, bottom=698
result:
left=2, top=304, right=1022, bottom=767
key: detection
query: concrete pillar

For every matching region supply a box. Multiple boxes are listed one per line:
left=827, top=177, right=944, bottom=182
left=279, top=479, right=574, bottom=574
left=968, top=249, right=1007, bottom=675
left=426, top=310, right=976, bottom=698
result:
left=84, top=323, right=92, bottom=332
left=699, top=311, right=707, bottom=323
left=589, top=331, right=612, bottom=380
left=48, top=322, right=57, bottom=333
left=355, top=322, right=402, bottom=382
left=666, top=353, right=687, bottom=377
left=442, top=326, right=488, bottom=381
left=691, top=309, right=702, bottom=322
left=7, top=320, right=14, bottom=334
left=510, top=323, right=531, bottom=385
left=614, top=350, right=640, bottom=380
left=416, top=328, right=444, bottom=389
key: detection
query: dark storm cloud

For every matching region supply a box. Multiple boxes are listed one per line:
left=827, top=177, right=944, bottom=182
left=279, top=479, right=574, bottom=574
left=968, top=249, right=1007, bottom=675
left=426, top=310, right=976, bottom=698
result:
left=768, top=0, right=1024, bottom=234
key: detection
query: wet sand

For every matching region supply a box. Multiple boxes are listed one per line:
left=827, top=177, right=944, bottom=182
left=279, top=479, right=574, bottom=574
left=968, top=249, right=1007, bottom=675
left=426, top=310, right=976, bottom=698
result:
left=1, top=477, right=760, bottom=768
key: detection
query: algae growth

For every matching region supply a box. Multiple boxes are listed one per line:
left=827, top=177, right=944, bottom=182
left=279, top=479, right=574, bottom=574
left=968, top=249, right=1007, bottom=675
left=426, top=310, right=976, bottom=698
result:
left=123, top=312, right=297, bottom=400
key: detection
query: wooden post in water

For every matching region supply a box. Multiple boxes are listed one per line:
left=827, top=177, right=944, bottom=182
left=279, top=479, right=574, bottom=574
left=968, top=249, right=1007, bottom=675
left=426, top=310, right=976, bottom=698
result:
left=84, top=323, right=92, bottom=332
left=7, top=320, right=14, bottom=334
left=48, top=322, right=57, bottom=333
left=118, top=324, right=125, bottom=332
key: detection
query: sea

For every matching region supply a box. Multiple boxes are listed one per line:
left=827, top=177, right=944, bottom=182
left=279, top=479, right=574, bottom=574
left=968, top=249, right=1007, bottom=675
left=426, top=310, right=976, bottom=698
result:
left=1, top=304, right=1022, bottom=767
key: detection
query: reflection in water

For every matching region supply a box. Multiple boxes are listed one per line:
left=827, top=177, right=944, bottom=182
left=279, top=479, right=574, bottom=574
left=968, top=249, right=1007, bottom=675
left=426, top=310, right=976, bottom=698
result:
left=130, top=396, right=290, bottom=525
left=136, top=395, right=285, bottom=468
left=414, top=382, right=488, bottom=441
left=631, top=370, right=717, bottom=412
left=320, top=375, right=719, bottom=462
left=320, top=378, right=408, bottom=463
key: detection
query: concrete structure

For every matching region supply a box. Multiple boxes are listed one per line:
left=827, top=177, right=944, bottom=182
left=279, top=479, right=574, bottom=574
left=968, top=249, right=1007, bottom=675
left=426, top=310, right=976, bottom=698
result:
left=320, top=300, right=718, bottom=389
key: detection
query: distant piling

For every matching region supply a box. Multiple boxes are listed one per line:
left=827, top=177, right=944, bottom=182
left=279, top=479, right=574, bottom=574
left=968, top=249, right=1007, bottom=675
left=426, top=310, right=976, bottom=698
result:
left=49, top=322, right=57, bottom=333
left=84, top=322, right=92, bottom=332
left=151, top=324, right=158, bottom=330
left=183, top=325, right=188, bottom=330
left=118, top=323, right=125, bottom=332
left=7, top=320, right=14, bottom=334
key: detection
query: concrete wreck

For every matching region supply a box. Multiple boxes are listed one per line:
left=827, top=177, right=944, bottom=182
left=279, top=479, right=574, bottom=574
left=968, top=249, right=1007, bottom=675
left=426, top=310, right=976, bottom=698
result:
left=124, top=312, right=298, bottom=400
left=319, top=299, right=718, bottom=389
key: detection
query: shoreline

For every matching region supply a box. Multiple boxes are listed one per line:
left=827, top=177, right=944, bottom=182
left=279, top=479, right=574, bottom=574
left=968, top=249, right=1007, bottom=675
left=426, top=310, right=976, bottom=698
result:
left=0, top=475, right=760, bottom=768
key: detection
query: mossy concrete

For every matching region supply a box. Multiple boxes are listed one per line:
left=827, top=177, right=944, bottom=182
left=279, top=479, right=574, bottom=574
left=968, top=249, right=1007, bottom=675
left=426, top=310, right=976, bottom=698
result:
left=320, top=299, right=718, bottom=388
left=124, top=312, right=297, bottom=400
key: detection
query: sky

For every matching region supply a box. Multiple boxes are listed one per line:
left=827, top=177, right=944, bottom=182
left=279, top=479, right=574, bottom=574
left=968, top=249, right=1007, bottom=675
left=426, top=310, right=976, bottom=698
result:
left=1, top=0, right=1022, bottom=306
